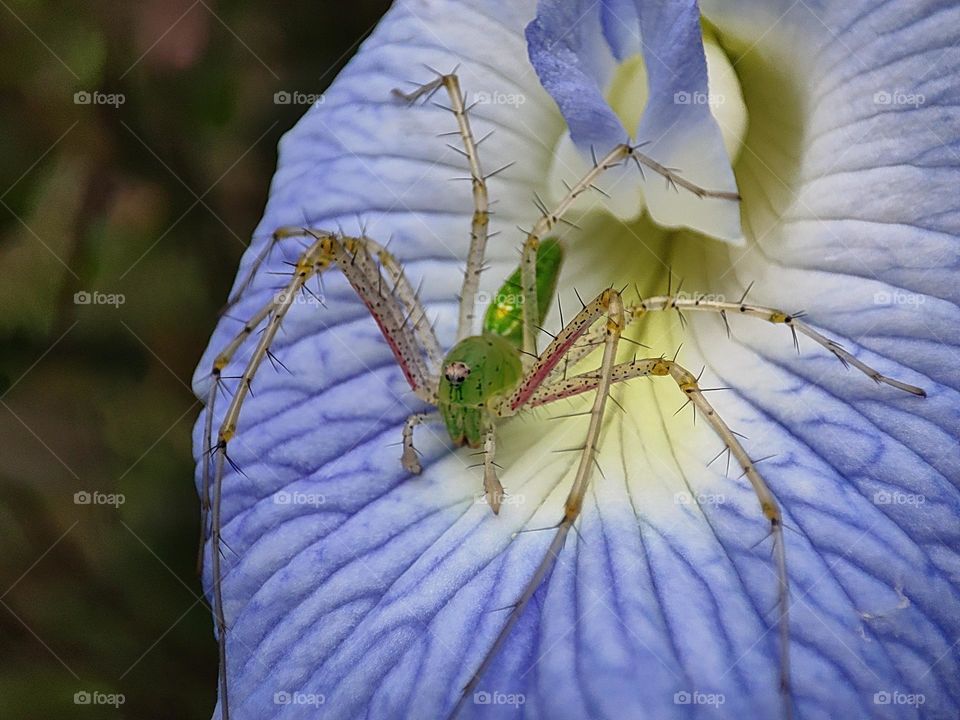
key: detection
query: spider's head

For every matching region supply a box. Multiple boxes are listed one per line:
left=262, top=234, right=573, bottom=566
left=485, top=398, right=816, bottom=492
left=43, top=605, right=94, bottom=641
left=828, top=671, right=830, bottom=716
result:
left=437, top=334, right=522, bottom=448
left=443, top=361, right=471, bottom=387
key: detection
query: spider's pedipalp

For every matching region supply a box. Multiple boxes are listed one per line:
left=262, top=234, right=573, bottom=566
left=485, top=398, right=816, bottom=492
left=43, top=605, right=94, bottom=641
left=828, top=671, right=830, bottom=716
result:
left=482, top=420, right=504, bottom=514
left=401, top=410, right=442, bottom=475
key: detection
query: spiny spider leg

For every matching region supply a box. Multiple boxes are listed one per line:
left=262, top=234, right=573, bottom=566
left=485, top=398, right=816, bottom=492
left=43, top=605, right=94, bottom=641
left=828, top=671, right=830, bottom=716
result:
left=203, top=227, right=426, bottom=569
left=275, top=226, right=445, bottom=373
left=518, top=354, right=794, bottom=720
left=543, top=291, right=926, bottom=397
left=448, top=287, right=626, bottom=719
left=500, top=287, right=626, bottom=415
left=198, top=298, right=283, bottom=574
left=394, top=71, right=491, bottom=342
left=454, top=286, right=927, bottom=719
left=625, top=295, right=926, bottom=396
left=517, top=144, right=740, bottom=358
left=222, top=225, right=323, bottom=312
left=200, top=229, right=441, bottom=569
left=201, top=231, right=439, bottom=719
left=224, top=232, right=284, bottom=309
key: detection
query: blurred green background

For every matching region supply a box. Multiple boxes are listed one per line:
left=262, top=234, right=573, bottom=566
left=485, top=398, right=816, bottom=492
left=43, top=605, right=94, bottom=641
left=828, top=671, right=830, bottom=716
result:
left=0, top=1, right=390, bottom=717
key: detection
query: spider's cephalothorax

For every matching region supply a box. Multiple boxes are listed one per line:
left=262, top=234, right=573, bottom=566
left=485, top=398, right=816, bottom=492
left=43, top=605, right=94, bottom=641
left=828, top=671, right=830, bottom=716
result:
left=199, top=71, right=926, bottom=720
left=438, top=334, right=521, bottom=447
left=437, top=237, right=563, bottom=448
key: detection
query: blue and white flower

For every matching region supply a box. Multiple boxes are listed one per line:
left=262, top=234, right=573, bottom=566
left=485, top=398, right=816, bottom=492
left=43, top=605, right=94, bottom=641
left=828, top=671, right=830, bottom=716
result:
left=194, top=1, right=960, bottom=717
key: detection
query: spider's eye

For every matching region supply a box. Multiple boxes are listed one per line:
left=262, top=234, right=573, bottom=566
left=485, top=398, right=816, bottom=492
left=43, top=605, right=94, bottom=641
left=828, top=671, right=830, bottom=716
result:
left=444, top=361, right=471, bottom=386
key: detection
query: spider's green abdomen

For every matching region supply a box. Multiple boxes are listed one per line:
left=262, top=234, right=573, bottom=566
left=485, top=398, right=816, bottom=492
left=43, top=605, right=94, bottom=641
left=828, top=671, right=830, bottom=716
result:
left=438, top=334, right=522, bottom=447
left=483, top=237, right=563, bottom=345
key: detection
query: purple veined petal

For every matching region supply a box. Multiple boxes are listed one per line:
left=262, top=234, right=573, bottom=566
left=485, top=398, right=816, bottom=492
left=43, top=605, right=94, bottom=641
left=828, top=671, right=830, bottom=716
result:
left=526, top=0, right=743, bottom=241
left=524, top=0, right=628, bottom=152
left=690, top=0, right=960, bottom=715
left=630, top=0, right=741, bottom=240
left=192, top=1, right=960, bottom=719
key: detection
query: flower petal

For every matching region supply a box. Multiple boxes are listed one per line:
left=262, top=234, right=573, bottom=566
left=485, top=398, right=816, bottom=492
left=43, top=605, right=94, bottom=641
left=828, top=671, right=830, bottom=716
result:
left=687, top=0, right=960, bottom=715
left=630, top=0, right=742, bottom=240
left=524, top=0, right=627, bottom=151
left=526, top=0, right=743, bottom=241
left=193, top=1, right=960, bottom=719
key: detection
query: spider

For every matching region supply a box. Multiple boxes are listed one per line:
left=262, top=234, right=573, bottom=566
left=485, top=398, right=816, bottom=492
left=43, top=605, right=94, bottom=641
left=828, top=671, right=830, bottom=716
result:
left=197, top=71, right=925, bottom=720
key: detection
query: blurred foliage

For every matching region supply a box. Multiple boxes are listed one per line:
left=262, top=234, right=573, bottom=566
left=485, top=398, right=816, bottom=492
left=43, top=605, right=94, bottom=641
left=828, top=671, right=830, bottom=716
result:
left=0, top=0, right=390, bottom=717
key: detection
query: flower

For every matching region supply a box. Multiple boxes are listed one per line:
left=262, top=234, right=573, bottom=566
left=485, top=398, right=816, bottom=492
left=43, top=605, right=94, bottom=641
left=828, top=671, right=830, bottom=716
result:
left=194, top=1, right=960, bottom=717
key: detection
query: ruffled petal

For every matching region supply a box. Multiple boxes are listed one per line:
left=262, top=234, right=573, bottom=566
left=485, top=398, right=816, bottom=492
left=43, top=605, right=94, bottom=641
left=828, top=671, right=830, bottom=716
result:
left=526, top=0, right=742, bottom=241
left=524, top=0, right=626, bottom=151
left=630, top=0, right=742, bottom=240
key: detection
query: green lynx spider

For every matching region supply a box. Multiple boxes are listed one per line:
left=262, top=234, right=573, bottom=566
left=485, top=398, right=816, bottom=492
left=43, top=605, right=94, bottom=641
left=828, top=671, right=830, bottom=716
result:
left=199, top=71, right=926, bottom=720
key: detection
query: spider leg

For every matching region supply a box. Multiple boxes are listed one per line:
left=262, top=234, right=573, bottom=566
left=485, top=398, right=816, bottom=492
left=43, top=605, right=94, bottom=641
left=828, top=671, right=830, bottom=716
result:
left=200, top=231, right=440, bottom=719
left=517, top=144, right=740, bottom=358
left=200, top=229, right=442, bottom=570
left=498, top=289, right=926, bottom=718
left=197, top=298, right=284, bottom=576
left=223, top=224, right=333, bottom=312
left=539, top=292, right=926, bottom=397
left=499, top=287, right=625, bottom=415
left=273, top=226, right=445, bottom=372
left=515, top=354, right=795, bottom=720
left=393, top=71, right=491, bottom=343
left=449, top=287, right=625, bottom=719
left=626, top=295, right=925, bottom=396
left=630, top=151, right=741, bottom=201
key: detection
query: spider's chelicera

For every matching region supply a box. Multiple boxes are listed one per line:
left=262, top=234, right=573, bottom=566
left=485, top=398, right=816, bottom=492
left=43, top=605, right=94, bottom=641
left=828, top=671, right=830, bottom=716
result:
left=198, top=71, right=926, bottom=720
